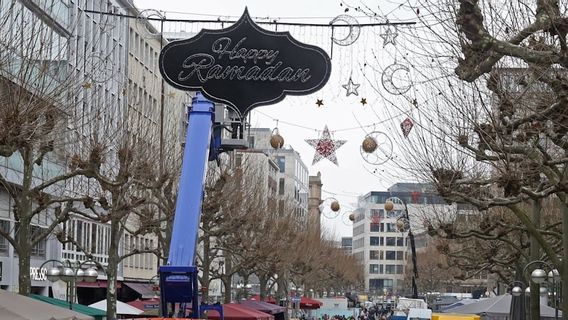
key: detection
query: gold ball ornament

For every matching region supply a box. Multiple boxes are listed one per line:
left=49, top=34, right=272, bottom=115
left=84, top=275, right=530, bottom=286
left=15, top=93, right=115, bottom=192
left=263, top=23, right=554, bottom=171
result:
left=396, top=219, right=405, bottom=231
left=361, top=136, right=378, bottom=153
left=270, top=129, right=284, bottom=149
left=348, top=213, right=355, bottom=221
left=330, top=201, right=340, bottom=212
left=384, top=200, right=394, bottom=211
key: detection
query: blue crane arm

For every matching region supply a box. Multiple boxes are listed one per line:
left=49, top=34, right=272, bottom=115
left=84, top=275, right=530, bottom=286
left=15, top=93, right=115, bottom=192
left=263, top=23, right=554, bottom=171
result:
left=158, top=93, right=223, bottom=319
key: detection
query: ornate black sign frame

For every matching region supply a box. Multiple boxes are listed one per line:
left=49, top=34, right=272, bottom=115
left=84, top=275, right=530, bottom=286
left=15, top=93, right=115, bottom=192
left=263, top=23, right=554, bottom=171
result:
left=159, top=8, right=332, bottom=116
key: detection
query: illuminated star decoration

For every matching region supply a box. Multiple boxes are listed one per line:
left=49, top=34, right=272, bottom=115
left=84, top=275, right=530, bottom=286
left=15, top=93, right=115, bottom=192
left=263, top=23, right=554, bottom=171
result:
left=401, top=117, right=414, bottom=138
left=342, top=77, right=360, bottom=96
left=305, top=125, right=347, bottom=166
left=315, top=99, right=324, bottom=107
left=360, top=98, right=367, bottom=105
left=380, top=26, right=398, bottom=47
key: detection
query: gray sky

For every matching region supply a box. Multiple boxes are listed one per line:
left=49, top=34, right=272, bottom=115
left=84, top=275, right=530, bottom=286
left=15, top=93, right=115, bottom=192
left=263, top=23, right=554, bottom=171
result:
left=132, top=0, right=419, bottom=239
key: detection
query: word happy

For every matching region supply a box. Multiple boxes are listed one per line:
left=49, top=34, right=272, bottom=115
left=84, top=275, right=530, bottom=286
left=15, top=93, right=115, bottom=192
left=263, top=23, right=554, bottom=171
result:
left=178, top=37, right=312, bottom=83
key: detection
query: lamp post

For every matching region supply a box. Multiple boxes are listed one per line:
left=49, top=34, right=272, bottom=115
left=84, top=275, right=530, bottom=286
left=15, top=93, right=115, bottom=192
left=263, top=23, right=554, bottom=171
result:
left=520, top=260, right=561, bottom=320
left=40, top=259, right=99, bottom=310
left=510, top=280, right=528, bottom=320
left=385, top=196, right=418, bottom=299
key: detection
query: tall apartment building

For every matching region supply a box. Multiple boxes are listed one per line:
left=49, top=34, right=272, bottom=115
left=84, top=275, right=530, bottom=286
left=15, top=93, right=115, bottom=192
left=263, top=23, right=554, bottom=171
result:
left=352, top=183, right=450, bottom=296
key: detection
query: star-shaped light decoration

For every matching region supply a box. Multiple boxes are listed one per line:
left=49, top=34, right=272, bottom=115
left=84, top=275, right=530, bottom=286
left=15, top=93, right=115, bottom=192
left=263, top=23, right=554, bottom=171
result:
left=315, top=99, right=324, bottom=107
left=360, top=98, right=367, bottom=105
left=342, top=77, right=360, bottom=96
left=380, top=26, right=398, bottom=47
left=305, top=125, right=347, bottom=166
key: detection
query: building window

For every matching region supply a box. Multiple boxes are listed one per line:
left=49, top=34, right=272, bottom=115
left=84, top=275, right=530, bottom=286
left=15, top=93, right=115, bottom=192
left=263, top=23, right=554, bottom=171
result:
left=385, top=251, right=396, bottom=260
left=30, top=226, right=46, bottom=258
left=386, top=237, right=396, bottom=246
left=396, top=251, right=404, bottom=260
left=385, top=264, right=396, bottom=274
left=0, top=220, right=9, bottom=254
left=396, top=265, right=404, bottom=274
left=370, top=264, right=380, bottom=274
left=369, top=250, right=380, bottom=260
left=397, top=237, right=404, bottom=246
left=385, top=223, right=397, bottom=232
left=275, top=156, right=285, bottom=172
left=370, top=222, right=380, bottom=232
left=370, top=237, right=380, bottom=246
left=278, top=178, right=285, bottom=195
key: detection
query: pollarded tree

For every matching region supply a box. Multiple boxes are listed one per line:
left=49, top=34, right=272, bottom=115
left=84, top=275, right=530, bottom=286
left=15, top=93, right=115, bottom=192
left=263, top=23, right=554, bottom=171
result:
left=351, top=0, right=568, bottom=316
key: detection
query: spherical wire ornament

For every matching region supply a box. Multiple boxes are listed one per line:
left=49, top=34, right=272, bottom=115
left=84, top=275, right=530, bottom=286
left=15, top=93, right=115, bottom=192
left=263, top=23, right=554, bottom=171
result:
left=359, top=131, right=393, bottom=165
left=341, top=211, right=355, bottom=226
left=320, top=197, right=341, bottom=219
left=137, top=9, right=165, bottom=37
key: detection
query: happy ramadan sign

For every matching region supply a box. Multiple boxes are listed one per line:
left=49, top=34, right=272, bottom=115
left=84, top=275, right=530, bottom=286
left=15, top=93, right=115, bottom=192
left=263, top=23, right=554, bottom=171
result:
left=159, top=9, right=332, bottom=116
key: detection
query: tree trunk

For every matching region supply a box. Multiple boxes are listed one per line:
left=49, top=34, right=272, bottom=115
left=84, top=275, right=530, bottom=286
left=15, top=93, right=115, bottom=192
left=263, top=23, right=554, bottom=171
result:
left=529, top=200, right=541, bottom=320
left=18, top=148, right=34, bottom=295
left=259, top=274, right=269, bottom=300
left=201, top=235, right=211, bottom=302
left=561, top=202, right=568, bottom=320
left=222, top=276, right=232, bottom=304
left=105, top=216, right=121, bottom=319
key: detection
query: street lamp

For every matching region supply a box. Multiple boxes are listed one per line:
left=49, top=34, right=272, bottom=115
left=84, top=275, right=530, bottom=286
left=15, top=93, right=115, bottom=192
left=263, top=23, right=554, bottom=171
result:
left=40, top=259, right=99, bottom=310
left=385, top=196, right=418, bottom=299
left=520, top=260, right=561, bottom=320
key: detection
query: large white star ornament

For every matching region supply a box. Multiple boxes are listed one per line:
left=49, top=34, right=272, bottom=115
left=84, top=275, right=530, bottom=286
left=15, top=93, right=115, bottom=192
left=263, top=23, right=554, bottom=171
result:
left=305, top=125, right=347, bottom=166
left=342, top=77, right=361, bottom=96
left=380, top=26, right=398, bottom=47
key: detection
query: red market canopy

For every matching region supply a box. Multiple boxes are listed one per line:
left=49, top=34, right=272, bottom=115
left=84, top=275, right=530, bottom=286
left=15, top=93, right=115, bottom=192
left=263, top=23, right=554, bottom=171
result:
left=240, top=300, right=286, bottom=314
left=299, top=297, right=323, bottom=310
left=250, top=294, right=277, bottom=304
left=207, top=303, right=274, bottom=320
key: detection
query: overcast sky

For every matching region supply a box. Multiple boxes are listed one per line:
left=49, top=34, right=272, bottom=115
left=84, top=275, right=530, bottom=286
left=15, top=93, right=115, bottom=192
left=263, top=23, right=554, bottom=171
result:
left=132, top=0, right=420, bottom=239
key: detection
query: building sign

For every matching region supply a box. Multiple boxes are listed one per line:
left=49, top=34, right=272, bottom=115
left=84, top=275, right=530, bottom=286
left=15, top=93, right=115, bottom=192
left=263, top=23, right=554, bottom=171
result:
left=159, top=8, right=332, bottom=116
left=30, top=266, right=47, bottom=281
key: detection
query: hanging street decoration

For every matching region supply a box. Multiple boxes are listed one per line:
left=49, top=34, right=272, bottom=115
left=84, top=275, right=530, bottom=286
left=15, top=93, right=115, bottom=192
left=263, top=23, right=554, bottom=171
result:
left=380, top=26, right=399, bottom=47
left=360, top=98, right=367, bottom=105
left=159, top=8, right=332, bottom=116
left=342, top=77, right=360, bottom=96
left=381, top=63, right=411, bottom=95
left=305, top=125, right=346, bottom=166
left=270, top=127, right=285, bottom=149
left=315, top=99, right=324, bottom=107
left=401, top=117, right=414, bottom=138
left=359, top=131, right=393, bottom=165
left=329, top=14, right=361, bottom=46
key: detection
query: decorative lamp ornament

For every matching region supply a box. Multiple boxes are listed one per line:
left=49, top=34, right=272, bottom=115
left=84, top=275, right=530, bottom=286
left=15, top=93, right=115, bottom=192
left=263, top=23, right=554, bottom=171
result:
left=531, top=268, right=546, bottom=284
left=75, top=268, right=85, bottom=282
left=384, top=200, right=394, bottom=211
left=348, top=213, right=355, bottom=221
left=270, top=127, right=284, bottom=149
left=331, top=201, right=340, bottom=212
left=84, top=268, right=99, bottom=282
left=46, top=266, right=61, bottom=282
left=512, top=286, right=523, bottom=297
left=60, top=267, right=75, bottom=282
left=361, top=136, right=378, bottom=153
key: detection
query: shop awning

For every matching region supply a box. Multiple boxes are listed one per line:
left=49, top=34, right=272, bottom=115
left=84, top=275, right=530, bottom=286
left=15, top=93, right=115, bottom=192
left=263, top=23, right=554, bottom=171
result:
left=299, top=297, right=323, bottom=309
left=30, top=294, right=106, bottom=320
left=0, top=290, right=92, bottom=320
left=76, top=280, right=121, bottom=288
left=124, top=281, right=156, bottom=299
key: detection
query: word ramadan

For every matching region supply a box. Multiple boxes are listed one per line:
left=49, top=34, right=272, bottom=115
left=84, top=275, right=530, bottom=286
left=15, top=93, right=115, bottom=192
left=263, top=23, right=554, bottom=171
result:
left=178, top=37, right=312, bottom=83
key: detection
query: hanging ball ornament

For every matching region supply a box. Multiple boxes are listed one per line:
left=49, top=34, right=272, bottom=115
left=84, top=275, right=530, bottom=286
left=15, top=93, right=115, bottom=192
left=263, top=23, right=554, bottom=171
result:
left=331, top=201, right=340, bottom=212
left=384, top=200, right=394, bottom=211
left=270, top=128, right=284, bottom=149
left=349, top=213, right=355, bottom=221
left=362, top=136, right=378, bottom=153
